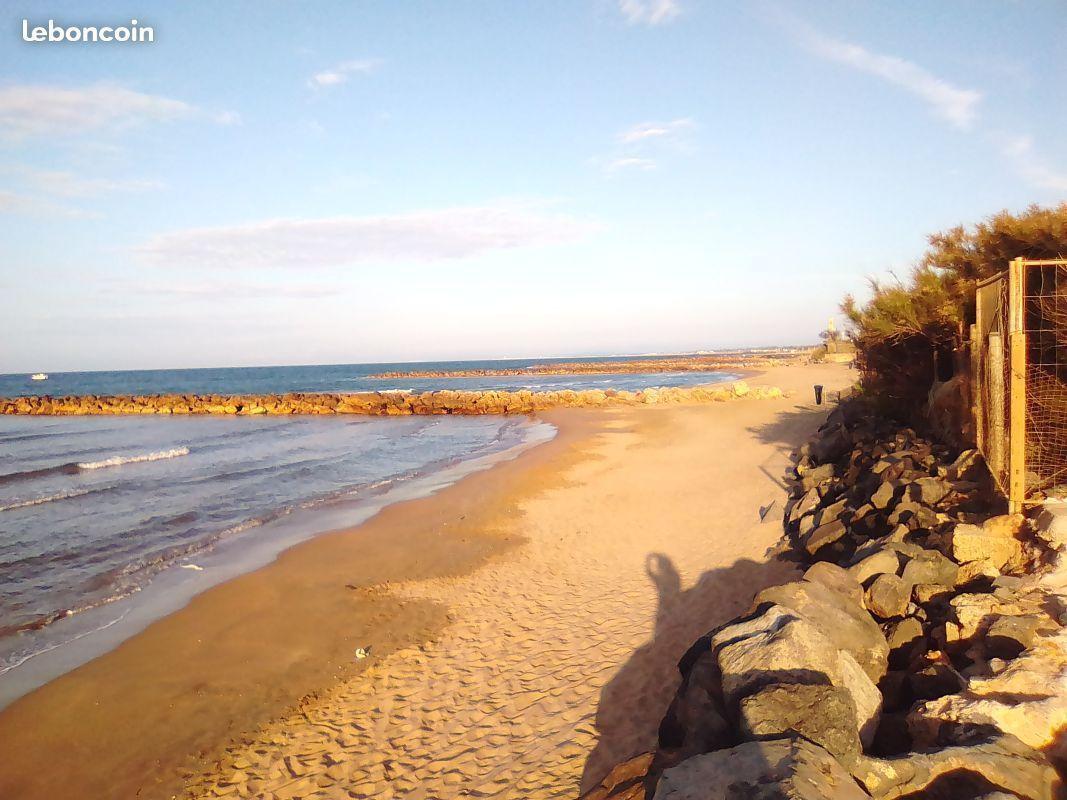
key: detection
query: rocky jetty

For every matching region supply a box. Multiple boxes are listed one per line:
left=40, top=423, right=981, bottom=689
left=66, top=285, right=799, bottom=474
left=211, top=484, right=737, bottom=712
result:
left=370, top=353, right=801, bottom=379
left=587, top=398, right=1067, bottom=799
left=0, top=381, right=782, bottom=417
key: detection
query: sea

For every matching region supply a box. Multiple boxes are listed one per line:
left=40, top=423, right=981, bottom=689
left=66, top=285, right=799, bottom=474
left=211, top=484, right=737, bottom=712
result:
left=0, top=357, right=740, bottom=707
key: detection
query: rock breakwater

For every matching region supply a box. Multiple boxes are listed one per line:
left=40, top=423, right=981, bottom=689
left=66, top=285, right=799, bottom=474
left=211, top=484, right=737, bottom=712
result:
left=370, top=353, right=802, bottom=379
left=0, top=382, right=781, bottom=417
left=587, top=398, right=1067, bottom=799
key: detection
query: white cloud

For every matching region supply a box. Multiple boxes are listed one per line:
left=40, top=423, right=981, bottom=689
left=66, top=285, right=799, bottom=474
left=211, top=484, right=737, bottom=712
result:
left=794, top=23, right=981, bottom=129
left=0, top=83, right=231, bottom=140
left=7, top=166, right=164, bottom=198
left=0, top=189, right=98, bottom=218
left=126, top=281, right=341, bottom=299
left=997, top=134, right=1067, bottom=192
left=308, top=59, right=382, bottom=90
left=135, top=204, right=599, bottom=269
left=618, top=0, right=681, bottom=26
left=618, top=118, right=695, bottom=145
left=604, top=157, right=657, bottom=173
left=597, top=117, right=695, bottom=174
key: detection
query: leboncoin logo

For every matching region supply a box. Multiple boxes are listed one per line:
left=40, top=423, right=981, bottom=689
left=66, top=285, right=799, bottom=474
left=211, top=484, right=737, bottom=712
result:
left=22, top=19, right=155, bottom=43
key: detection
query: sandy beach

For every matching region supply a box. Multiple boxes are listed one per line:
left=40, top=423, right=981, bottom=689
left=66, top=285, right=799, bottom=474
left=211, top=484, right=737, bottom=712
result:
left=0, top=362, right=853, bottom=800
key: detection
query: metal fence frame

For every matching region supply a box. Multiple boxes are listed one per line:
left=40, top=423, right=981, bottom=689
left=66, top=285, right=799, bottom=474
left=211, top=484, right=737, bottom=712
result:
left=972, top=257, right=1067, bottom=512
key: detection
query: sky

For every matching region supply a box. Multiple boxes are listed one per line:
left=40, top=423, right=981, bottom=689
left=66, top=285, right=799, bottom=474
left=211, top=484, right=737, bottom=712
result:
left=1, top=0, right=1066, bottom=373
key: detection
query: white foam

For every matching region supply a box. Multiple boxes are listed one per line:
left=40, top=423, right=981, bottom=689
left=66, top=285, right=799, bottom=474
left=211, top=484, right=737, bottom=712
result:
left=0, top=487, right=95, bottom=512
left=76, top=447, right=190, bottom=471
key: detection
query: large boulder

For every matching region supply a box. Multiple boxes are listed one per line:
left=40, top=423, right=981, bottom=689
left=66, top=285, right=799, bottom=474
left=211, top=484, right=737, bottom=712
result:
left=712, top=605, right=882, bottom=747
left=654, top=737, right=871, bottom=800
left=753, top=581, right=889, bottom=682
left=739, top=682, right=862, bottom=765
left=951, top=517, right=1024, bottom=569
left=657, top=648, right=734, bottom=760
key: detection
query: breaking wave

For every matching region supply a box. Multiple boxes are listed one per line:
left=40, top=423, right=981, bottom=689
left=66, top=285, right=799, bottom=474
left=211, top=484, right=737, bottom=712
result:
left=76, top=447, right=190, bottom=470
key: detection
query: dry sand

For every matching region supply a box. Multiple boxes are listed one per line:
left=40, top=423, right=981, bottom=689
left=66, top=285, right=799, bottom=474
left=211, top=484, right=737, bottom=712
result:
left=0, top=363, right=854, bottom=800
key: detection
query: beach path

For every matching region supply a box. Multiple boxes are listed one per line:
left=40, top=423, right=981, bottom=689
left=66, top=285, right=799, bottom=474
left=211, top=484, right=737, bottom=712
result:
left=175, top=362, right=853, bottom=799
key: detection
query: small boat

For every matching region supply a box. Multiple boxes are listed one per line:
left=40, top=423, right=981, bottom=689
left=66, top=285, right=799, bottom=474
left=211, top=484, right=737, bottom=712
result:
left=31, top=373, right=48, bottom=381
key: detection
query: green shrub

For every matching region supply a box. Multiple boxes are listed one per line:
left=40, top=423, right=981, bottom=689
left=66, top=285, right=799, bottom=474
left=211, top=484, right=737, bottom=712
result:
left=844, top=203, right=1067, bottom=416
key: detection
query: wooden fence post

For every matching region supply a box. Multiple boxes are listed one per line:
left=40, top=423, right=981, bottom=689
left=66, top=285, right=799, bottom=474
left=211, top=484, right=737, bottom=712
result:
left=1008, top=257, right=1027, bottom=513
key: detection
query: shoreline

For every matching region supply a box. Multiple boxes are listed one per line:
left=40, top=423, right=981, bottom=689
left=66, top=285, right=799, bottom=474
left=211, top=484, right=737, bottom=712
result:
left=0, top=407, right=607, bottom=800
left=0, top=417, right=557, bottom=711
left=0, top=362, right=851, bottom=800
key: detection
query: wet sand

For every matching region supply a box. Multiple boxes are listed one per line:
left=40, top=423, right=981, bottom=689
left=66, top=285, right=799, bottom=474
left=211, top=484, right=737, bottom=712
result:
left=0, top=363, right=853, bottom=800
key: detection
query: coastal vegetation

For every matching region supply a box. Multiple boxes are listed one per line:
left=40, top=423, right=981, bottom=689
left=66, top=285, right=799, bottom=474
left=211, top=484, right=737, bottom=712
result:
left=843, top=203, right=1067, bottom=412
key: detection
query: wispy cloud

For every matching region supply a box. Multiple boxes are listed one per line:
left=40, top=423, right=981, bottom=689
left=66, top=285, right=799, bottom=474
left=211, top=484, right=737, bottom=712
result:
left=792, top=20, right=981, bottom=129
left=596, top=117, right=695, bottom=174
left=0, top=189, right=99, bottom=219
left=618, top=0, right=681, bottom=26
left=996, top=134, right=1067, bottom=193
left=125, top=281, right=341, bottom=300
left=618, top=118, right=695, bottom=145
left=308, top=59, right=382, bottom=90
left=134, top=204, right=599, bottom=269
left=7, top=166, right=164, bottom=198
left=0, top=83, right=234, bottom=139
left=603, top=157, right=657, bottom=174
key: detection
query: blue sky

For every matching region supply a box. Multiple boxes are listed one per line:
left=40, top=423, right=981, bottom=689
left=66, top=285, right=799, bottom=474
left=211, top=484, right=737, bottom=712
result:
left=1, top=0, right=1065, bottom=372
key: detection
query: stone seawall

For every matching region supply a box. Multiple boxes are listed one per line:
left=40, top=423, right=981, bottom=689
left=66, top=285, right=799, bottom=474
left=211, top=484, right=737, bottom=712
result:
left=0, top=381, right=782, bottom=417
left=587, top=397, right=1067, bottom=800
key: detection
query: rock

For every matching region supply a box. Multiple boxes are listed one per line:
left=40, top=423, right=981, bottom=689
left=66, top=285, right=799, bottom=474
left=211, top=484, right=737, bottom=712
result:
left=865, top=574, right=910, bottom=620
left=870, top=481, right=898, bottom=510
left=885, top=617, right=925, bottom=669
left=853, top=731, right=1057, bottom=800
left=848, top=550, right=901, bottom=585
left=802, top=463, right=836, bottom=491
left=913, top=583, right=954, bottom=604
left=738, top=683, right=862, bottom=765
left=712, top=605, right=882, bottom=747
left=1034, top=502, right=1067, bottom=549
left=909, top=630, right=1067, bottom=768
left=899, top=549, right=959, bottom=588
left=811, top=424, right=852, bottom=465
left=657, top=648, right=733, bottom=760
left=814, top=498, right=848, bottom=528
left=951, top=593, right=1036, bottom=640
left=951, top=523, right=1023, bottom=569
left=803, top=519, right=848, bottom=555
left=908, top=476, right=950, bottom=505
left=581, top=753, right=653, bottom=800
left=790, top=488, right=822, bottom=525
left=753, top=582, right=889, bottom=683
left=654, top=737, right=871, bottom=800
left=803, top=562, right=864, bottom=606
left=984, top=615, right=1042, bottom=659
left=944, top=449, right=984, bottom=481
left=956, top=559, right=1004, bottom=586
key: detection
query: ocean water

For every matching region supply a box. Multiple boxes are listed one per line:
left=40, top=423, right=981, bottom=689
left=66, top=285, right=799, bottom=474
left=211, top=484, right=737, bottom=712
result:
left=0, top=360, right=740, bottom=707
left=0, top=356, right=743, bottom=398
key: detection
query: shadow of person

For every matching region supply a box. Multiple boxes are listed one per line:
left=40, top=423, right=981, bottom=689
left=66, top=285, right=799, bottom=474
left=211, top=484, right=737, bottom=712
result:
left=646, top=553, right=681, bottom=629
left=579, top=552, right=798, bottom=794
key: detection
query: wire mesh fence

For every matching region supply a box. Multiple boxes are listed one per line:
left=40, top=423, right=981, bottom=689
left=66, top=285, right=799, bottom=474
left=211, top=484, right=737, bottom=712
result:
left=972, top=258, right=1067, bottom=510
